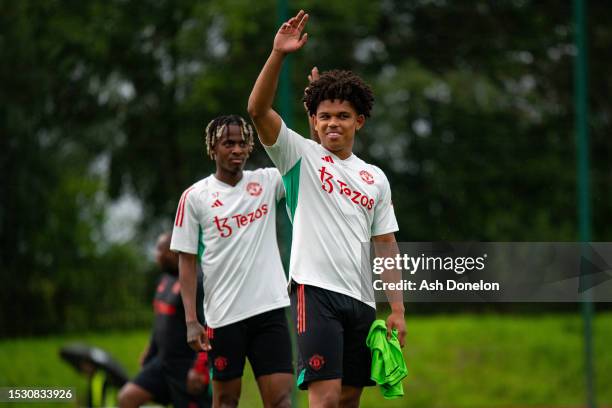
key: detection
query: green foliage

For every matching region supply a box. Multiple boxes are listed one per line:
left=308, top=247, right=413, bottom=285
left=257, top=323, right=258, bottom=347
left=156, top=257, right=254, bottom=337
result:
left=2, top=0, right=612, bottom=335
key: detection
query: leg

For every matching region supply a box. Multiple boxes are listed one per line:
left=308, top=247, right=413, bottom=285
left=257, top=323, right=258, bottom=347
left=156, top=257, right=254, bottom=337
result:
left=207, top=322, right=248, bottom=407
left=339, top=385, right=362, bottom=408
left=290, top=284, right=345, bottom=405
left=164, top=358, right=212, bottom=408
left=213, top=378, right=241, bottom=408
left=339, top=298, right=376, bottom=408
left=117, top=383, right=153, bottom=408
left=247, top=308, right=294, bottom=408
left=256, top=373, right=292, bottom=408
left=119, top=357, right=170, bottom=408
left=308, top=378, right=342, bottom=408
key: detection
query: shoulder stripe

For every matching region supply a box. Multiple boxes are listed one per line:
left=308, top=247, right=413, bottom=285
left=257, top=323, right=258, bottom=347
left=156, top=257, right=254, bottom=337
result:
left=175, top=186, right=195, bottom=227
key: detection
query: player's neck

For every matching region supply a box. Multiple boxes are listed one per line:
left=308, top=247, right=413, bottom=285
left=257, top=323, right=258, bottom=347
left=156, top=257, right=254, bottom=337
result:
left=321, top=139, right=354, bottom=160
left=324, top=146, right=353, bottom=160
left=214, top=169, right=243, bottom=186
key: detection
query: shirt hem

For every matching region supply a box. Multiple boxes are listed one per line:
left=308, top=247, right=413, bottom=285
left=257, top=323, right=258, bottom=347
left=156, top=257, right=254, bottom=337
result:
left=170, top=245, right=197, bottom=255
left=290, top=277, right=376, bottom=309
left=371, top=226, right=399, bottom=237
left=206, top=298, right=291, bottom=329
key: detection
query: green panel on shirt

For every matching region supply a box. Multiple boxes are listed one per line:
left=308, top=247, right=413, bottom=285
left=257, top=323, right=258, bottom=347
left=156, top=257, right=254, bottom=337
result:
left=282, top=159, right=302, bottom=222
left=198, top=225, right=206, bottom=263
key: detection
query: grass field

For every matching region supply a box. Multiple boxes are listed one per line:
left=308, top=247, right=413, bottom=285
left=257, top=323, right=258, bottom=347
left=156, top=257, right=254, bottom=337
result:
left=1, top=313, right=611, bottom=408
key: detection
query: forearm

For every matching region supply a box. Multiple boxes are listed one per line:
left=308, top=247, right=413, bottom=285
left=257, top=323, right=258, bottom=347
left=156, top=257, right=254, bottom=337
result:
left=249, top=10, right=308, bottom=144
left=248, top=50, right=285, bottom=117
left=179, top=253, right=199, bottom=323
left=381, top=265, right=405, bottom=313
left=373, top=235, right=405, bottom=313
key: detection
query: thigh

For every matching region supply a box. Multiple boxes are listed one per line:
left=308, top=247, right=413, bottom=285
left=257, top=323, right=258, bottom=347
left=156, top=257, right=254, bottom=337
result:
left=164, top=359, right=212, bottom=408
left=308, top=378, right=342, bottom=408
left=130, top=357, right=171, bottom=405
left=340, top=385, right=363, bottom=408
left=247, top=308, right=293, bottom=378
left=213, top=378, right=241, bottom=408
left=291, top=283, right=344, bottom=390
left=118, top=382, right=155, bottom=408
left=208, top=322, right=247, bottom=381
left=342, top=300, right=376, bottom=388
left=256, top=373, right=293, bottom=408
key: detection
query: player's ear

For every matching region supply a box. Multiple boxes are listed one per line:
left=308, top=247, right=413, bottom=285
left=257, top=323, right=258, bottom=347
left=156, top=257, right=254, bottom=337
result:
left=210, top=142, right=218, bottom=160
left=356, top=114, right=365, bottom=131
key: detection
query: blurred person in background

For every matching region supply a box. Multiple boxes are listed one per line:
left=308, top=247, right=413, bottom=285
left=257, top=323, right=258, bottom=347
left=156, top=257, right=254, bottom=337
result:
left=118, top=232, right=211, bottom=408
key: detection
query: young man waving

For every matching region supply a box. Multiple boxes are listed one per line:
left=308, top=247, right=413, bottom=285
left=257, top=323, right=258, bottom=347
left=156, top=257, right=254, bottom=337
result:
left=248, top=10, right=406, bottom=408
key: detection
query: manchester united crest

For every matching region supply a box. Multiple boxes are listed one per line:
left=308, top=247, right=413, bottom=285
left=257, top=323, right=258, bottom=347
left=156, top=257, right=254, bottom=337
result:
left=359, top=170, right=374, bottom=185
left=246, top=182, right=263, bottom=196
left=214, top=356, right=228, bottom=371
left=308, top=354, right=325, bottom=371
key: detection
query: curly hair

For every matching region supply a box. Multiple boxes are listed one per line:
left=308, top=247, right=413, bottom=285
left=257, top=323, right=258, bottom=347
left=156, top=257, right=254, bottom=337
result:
left=303, top=70, right=375, bottom=118
left=204, top=115, right=254, bottom=159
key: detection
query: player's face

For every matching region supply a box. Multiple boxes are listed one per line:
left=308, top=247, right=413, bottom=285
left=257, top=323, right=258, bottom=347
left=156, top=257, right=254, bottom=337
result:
left=314, top=99, right=364, bottom=159
left=213, top=124, right=250, bottom=174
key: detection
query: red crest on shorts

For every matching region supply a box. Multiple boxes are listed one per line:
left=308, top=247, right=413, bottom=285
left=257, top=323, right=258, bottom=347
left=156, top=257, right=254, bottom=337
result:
left=308, top=354, right=325, bottom=371
left=246, top=182, right=263, bottom=196
left=214, top=356, right=228, bottom=371
left=360, top=170, right=374, bottom=185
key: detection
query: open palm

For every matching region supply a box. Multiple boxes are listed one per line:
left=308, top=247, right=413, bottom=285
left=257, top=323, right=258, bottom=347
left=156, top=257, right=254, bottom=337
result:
left=273, top=10, right=309, bottom=54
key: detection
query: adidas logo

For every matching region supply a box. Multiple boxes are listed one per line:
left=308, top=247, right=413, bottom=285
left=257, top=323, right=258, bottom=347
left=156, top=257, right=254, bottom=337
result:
left=211, top=199, right=223, bottom=208
left=322, top=155, right=334, bottom=163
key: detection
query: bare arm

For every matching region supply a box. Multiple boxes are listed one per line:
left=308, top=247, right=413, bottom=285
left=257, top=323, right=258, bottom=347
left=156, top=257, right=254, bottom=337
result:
left=248, top=10, right=309, bottom=146
left=372, top=232, right=406, bottom=347
left=179, top=252, right=210, bottom=351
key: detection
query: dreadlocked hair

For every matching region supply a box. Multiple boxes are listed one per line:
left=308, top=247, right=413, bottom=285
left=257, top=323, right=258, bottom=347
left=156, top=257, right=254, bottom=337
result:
left=204, top=115, right=255, bottom=159
left=303, top=70, right=374, bottom=118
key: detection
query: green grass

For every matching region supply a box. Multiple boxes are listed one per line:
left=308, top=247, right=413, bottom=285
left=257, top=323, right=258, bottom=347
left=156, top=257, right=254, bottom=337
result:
left=1, top=313, right=611, bottom=407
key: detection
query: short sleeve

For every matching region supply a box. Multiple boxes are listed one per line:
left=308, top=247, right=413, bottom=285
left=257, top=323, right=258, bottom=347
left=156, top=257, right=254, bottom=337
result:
left=263, top=120, right=310, bottom=175
left=268, top=168, right=285, bottom=202
left=170, top=187, right=200, bottom=254
left=371, top=174, right=399, bottom=236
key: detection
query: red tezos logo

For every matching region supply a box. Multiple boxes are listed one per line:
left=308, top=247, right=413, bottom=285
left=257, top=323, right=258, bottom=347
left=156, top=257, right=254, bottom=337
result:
left=308, top=354, right=325, bottom=371
left=214, top=356, right=228, bottom=371
left=359, top=170, right=374, bottom=185
left=246, top=182, right=262, bottom=196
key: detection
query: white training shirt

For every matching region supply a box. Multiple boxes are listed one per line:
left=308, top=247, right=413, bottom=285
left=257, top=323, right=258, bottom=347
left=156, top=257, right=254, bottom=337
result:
left=264, top=121, right=399, bottom=307
left=170, top=168, right=289, bottom=328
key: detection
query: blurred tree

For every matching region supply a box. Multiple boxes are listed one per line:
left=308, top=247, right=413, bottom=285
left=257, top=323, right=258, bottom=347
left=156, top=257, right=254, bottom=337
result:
left=1, top=0, right=611, bottom=335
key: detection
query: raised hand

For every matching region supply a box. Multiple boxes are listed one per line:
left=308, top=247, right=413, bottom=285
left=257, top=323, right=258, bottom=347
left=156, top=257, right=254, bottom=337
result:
left=307, top=66, right=320, bottom=84
left=273, top=10, right=309, bottom=54
left=303, top=66, right=320, bottom=114
left=304, top=66, right=321, bottom=142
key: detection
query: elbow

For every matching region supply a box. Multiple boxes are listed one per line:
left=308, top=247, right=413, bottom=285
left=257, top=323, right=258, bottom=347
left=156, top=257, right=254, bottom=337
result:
left=247, top=94, right=268, bottom=119
left=247, top=99, right=261, bottom=119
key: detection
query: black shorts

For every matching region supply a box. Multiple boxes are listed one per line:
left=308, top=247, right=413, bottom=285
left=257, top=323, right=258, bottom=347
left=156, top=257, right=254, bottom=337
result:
left=133, top=356, right=211, bottom=408
left=290, top=282, right=376, bottom=390
left=207, top=307, right=293, bottom=381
